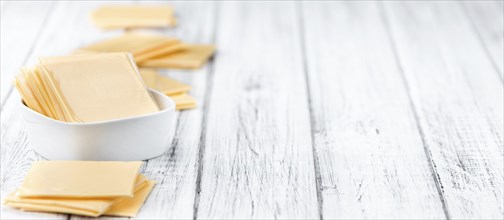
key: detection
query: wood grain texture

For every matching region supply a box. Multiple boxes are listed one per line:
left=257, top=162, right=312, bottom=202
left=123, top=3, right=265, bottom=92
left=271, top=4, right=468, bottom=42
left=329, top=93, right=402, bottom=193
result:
left=0, top=1, right=53, bottom=106
left=463, top=1, right=504, bottom=78
left=134, top=1, right=216, bottom=219
left=384, top=2, right=504, bottom=219
left=195, top=2, right=319, bottom=219
left=301, top=2, right=447, bottom=219
left=1, top=1, right=503, bottom=219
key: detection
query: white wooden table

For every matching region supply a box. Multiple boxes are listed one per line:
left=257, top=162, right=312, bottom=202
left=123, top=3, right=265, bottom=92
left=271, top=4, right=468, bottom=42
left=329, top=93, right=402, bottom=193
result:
left=1, top=1, right=503, bottom=219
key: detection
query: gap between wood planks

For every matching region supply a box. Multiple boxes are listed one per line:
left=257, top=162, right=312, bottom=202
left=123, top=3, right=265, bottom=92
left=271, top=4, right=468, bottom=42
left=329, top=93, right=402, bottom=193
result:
left=295, top=2, right=324, bottom=219
left=382, top=1, right=503, bottom=219
left=192, top=3, right=219, bottom=219
left=377, top=2, right=450, bottom=219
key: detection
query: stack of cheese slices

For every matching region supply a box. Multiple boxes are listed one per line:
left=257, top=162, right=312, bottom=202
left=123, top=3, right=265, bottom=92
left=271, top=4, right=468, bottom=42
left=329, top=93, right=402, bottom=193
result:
left=75, top=33, right=215, bottom=110
left=3, top=161, right=154, bottom=217
left=14, top=53, right=159, bottom=123
left=78, top=33, right=216, bottom=70
left=139, top=68, right=197, bottom=110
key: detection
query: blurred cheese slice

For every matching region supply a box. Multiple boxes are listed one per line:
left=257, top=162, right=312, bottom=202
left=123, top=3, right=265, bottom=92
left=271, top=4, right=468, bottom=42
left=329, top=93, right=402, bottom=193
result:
left=139, top=44, right=215, bottom=69
left=91, top=5, right=176, bottom=29
left=169, top=93, right=197, bottom=110
left=139, top=68, right=191, bottom=95
left=137, top=69, right=196, bottom=110
left=78, top=33, right=184, bottom=62
left=104, top=180, right=156, bottom=217
left=43, top=53, right=158, bottom=122
left=18, top=161, right=142, bottom=198
left=5, top=175, right=148, bottom=217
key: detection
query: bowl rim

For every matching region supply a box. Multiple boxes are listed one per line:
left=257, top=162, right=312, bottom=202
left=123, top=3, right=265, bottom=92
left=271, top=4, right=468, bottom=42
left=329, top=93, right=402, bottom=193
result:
left=20, top=88, right=176, bottom=126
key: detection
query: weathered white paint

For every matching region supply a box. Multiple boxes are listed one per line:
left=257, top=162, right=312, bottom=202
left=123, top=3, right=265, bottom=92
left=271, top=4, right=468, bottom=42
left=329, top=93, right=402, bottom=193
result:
left=196, top=2, right=320, bottom=219
left=1, top=1, right=503, bottom=219
left=463, top=1, right=504, bottom=78
left=134, top=1, right=216, bottom=219
left=384, top=1, right=504, bottom=219
left=0, top=1, right=53, bottom=105
left=301, top=1, right=447, bottom=219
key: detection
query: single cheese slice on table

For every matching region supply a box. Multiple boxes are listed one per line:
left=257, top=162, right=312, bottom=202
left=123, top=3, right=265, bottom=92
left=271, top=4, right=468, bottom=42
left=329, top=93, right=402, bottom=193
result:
left=139, top=44, right=215, bottom=69
left=139, top=68, right=191, bottom=95
left=91, top=5, right=176, bottom=29
left=169, top=93, right=197, bottom=110
left=38, top=53, right=159, bottom=123
left=4, top=175, right=148, bottom=217
left=77, top=34, right=183, bottom=63
left=18, top=161, right=142, bottom=198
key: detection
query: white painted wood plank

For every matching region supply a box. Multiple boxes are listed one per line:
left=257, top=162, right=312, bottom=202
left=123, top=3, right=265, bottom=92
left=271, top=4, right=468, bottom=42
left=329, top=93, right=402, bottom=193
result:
left=133, top=1, right=216, bottom=219
left=463, top=1, right=504, bottom=78
left=196, top=2, right=319, bottom=219
left=0, top=1, right=53, bottom=105
left=301, top=2, right=447, bottom=219
left=384, top=2, right=504, bottom=219
left=21, top=1, right=123, bottom=65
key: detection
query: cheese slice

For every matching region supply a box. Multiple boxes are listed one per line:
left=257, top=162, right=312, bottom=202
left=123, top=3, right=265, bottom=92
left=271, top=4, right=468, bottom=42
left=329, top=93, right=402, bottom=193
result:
left=10, top=182, right=153, bottom=218
left=7, top=202, right=99, bottom=217
left=78, top=34, right=183, bottom=62
left=4, top=175, right=148, bottom=217
left=14, top=74, right=44, bottom=115
left=135, top=43, right=186, bottom=63
left=35, top=65, right=74, bottom=122
left=91, top=5, right=176, bottom=29
left=38, top=53, right=159, bottom=122
left=175, top=102, right=197, bottom=110
left=18, top=161, right=142, bottom=198
left=104, top=180, right=155, bottom=217
left=169, top=93, right=197, bottom=110
left=139, top=68, right=191, bottom=95
left=139, top=44, right=215, bottom=69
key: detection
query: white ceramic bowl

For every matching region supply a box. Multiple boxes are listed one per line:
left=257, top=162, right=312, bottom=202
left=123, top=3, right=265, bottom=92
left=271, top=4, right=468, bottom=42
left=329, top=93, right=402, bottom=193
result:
left=20, top=89, right=176, bottom=161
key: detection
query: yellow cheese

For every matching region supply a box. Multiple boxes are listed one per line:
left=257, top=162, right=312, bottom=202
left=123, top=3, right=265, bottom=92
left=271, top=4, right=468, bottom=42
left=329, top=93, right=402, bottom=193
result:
left=78, top=33, right=183, bottom=62
left=175, top=102, right=197, bottom=110
left=135, top=43, right=186, bottom=63
left=169, top=93, right=197, bottom=110
left=35, top=65, right=74, bottom=122
left=7, top=202, right=99, bottom=217
left=9, top=182, right=153, bottom=217
left=18, top=161, right=142, bottom=198
left=25, top=67, right=59, bottom=118
left=104, top=180, right=155, bottom=217
left=91, top=5, right=176, bottom=29
left=139, top=44, right=215, bottom=69
left=14, top=74, right=44, bottom=115
left=139, top=68, right=191, bottom=95
left=39, top=53, right=159, bottom=122
left=14, top=53, right=159, bottom=123
left=4, top=175, right=148, bottom=217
